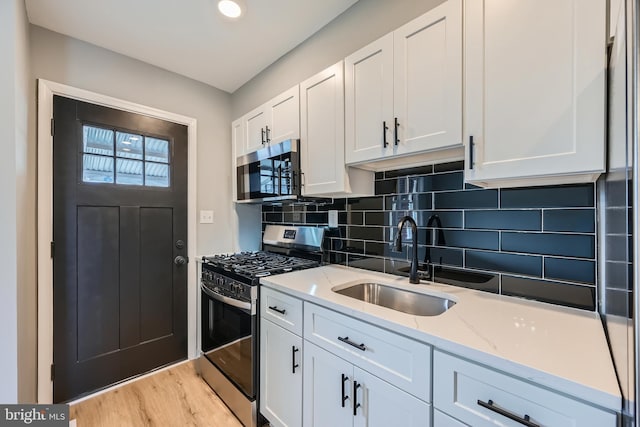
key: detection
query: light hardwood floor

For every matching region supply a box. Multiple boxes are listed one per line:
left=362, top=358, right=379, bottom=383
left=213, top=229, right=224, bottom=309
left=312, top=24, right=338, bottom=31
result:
left=70, top=361, right=243, bottom=427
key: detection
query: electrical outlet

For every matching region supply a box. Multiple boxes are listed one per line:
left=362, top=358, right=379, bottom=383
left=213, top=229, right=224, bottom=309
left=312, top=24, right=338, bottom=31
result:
left=200, top=210, right=214, bottom=224
left=328, top=210, right=338, bottom=228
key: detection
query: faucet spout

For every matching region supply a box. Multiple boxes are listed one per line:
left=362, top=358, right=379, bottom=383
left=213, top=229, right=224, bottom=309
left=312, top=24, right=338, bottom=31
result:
left=394, top=216, right=420, bottom=284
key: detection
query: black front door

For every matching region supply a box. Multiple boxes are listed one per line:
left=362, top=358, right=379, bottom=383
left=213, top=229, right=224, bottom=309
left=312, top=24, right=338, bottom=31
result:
left=52, top=96, right=188, bottom=402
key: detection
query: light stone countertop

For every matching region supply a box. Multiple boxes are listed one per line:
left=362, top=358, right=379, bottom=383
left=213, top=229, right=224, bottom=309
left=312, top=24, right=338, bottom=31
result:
left=260, top=264, right=622, bottom=412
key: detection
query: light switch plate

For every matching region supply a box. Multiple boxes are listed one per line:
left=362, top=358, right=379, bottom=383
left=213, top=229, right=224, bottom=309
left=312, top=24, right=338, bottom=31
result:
left=328, top=210, right=338, bottom=228
left=200, top=210, right=214, bottom=224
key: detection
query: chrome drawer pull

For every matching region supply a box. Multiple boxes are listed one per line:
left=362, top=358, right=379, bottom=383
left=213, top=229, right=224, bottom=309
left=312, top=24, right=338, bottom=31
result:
left=338, top=336, right=366, bottom=351
left=268, top=305, right=286, bottom=315
left=477, top=399, right=540, bottom=427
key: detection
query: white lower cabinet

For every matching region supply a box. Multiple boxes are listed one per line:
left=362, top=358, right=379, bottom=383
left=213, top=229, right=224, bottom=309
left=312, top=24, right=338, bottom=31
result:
left=433, top=410, right=468, bottom=427
left=433, top=350, right=618, bottom=427
left=303, top=341, right=353, bottom=427
left=304, top=302, right=431, bottom=402
left=260, top=318, right=302, bottom=427
left=303, top=342, right=430, bottom=427
left=259, top=286, right=619, bottom=427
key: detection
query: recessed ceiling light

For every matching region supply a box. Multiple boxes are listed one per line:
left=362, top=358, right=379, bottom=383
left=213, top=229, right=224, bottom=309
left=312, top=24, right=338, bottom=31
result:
left=122, top=148, right=131, bottom=152
left=122, top=141, right=132, bottom=145
left=218, top=0, right=243, bottom=19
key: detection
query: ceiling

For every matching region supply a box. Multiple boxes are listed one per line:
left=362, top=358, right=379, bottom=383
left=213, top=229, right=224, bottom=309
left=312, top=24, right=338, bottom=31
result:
left=25, top=0, right=358, bottom=93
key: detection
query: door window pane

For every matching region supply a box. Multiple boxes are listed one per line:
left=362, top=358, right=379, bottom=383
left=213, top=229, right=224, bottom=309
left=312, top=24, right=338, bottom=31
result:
left=116, top=132, right=143, bottom=160
left=145, top=137, right=169, bottom=163
left=83, top=154, right=114, bottom=183
left=82, top=125, right=172, bottom=187
left=116, top=159, right=143, bottom=186
left=83, top=126, right=114, bottom=155
left=145, top=163, right=169, bottom=187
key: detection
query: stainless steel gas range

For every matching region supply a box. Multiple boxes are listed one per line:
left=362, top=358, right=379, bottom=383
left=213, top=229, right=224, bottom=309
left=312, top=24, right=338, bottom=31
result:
left=198, top=225, right=324, bottom=427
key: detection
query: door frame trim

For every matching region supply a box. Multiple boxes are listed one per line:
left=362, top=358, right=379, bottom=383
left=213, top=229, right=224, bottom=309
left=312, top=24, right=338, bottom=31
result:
left=36, top=79, right=198, bottom=403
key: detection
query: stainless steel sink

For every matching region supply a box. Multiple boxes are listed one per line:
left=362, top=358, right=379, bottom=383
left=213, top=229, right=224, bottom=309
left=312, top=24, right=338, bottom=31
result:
left=333, top=282, right=455, bottom=316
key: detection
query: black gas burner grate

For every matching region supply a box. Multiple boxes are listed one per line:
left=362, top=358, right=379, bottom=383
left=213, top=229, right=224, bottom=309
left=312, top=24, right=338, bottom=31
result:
left=203, top=251, right=319, bottom=279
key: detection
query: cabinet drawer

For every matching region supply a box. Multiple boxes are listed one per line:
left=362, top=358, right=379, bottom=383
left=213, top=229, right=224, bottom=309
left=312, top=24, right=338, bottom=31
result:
left=433, top=351, right=617, bottom=427
left=434, top=410, right=468, bottom=427
left=304, top=302, right=431, bottom=402
left=261, top=287, right=303, bottom=335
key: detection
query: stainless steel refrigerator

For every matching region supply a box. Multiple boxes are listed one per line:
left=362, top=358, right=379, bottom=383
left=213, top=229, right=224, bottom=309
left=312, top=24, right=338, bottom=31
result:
left=600, top=1, right=638, bottom=425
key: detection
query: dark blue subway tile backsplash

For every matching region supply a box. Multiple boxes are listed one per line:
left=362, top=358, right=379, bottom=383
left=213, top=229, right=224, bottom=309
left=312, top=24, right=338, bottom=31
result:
left=262, top=161, right=598, bottom=311
left=544, top=257, right=595, bottom=284
left=501, top=232, right=595, bottom=259
left=543, top=209, right=595, bottom=233
left=465, top=250, right=542, bottom=277
left=465, top=209, right=541, bottom=231
left=501, top=184, right=595, bottom=208
left=434, top=189, right=499, bottom=209
left=501, top=275, right=596, bottom=311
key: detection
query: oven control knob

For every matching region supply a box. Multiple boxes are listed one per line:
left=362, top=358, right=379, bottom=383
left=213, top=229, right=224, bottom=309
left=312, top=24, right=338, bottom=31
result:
left=233, top=283, right=242, bottom=295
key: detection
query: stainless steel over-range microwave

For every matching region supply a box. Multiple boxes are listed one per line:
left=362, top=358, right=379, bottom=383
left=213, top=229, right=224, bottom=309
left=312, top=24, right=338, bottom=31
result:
left=236, top=139, right=301, bottom=203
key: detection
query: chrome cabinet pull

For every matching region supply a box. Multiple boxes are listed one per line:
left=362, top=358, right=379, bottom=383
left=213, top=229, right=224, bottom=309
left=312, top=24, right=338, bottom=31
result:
left=477, top=399, right=540, bottom=427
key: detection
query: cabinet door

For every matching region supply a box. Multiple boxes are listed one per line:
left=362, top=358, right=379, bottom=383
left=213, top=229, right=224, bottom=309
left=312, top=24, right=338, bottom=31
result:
left=300, top=62, right=347, bottom=196
left=231, top=118, right=245, bottom=202
left=353, top=368, right=430, bottom=427
left=232, top=117, right=246, bottom=158
left=244, top=104, right=267, bottom=154
left=303, top=342, right=353, bottom=427
left=394, top=0, right=462, bottom=155
left=464, top=0, right=606, bottom=186
left=268, top=85, right=300, bottom=144
left=345, top=33, right=394, bottom=164
left=260, top=319, right=302, bottom=427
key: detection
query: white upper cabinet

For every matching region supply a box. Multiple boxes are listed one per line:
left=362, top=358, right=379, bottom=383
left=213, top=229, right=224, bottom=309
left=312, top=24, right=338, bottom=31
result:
left=464, top=0, right=606, bottom=187
left=267, top=85, right=300, bottom=145
left=300, top=62, right=374, bottom=197
left=344, top=33, right=394, bottom=164
left=345, top=0, right=463, bottom=168
left=231, top=118, right=245, bottom=202
left=242, top=85, right=300, bottom=155
left=244, top=104, right=268, bottom=154
left=393, top=0, right=462, bottom=156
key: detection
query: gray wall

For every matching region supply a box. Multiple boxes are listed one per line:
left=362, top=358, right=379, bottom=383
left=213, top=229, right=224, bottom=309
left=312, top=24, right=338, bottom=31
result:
left=23, top=25, right=239, bottom=400
left=0, top=0, right=33, bottom=403
left=231, top=0, right=444, bottom=118
left=30, top=26, right=236, bottom=256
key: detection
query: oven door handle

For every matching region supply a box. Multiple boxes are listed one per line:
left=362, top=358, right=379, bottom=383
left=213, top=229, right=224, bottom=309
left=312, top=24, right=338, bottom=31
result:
left=201, top=285, right=252, bottom=313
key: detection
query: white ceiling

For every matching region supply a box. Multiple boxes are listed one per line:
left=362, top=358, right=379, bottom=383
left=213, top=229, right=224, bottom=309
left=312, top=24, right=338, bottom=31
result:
left=25, top=0, right=358, bottom=93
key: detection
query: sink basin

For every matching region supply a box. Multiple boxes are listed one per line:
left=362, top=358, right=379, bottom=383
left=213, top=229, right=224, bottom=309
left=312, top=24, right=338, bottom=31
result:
left=333, top=282, right=455, bottom=316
